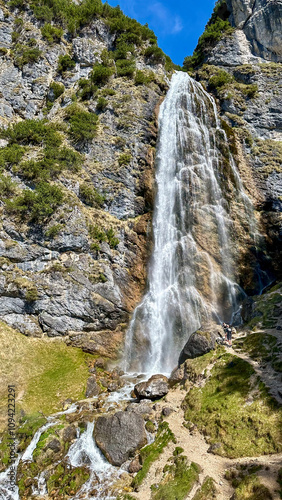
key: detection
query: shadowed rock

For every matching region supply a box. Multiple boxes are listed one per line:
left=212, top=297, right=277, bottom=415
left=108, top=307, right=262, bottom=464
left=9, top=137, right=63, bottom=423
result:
left=134, top=375, right=169, bottom=401
left=94, top=411, right=147, bottom=466
left=178, top=329, right=219, bottom=366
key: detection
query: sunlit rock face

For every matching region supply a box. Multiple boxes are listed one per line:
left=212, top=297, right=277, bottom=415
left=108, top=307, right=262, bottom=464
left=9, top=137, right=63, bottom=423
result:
left=227, top=0, right=282, bottom=61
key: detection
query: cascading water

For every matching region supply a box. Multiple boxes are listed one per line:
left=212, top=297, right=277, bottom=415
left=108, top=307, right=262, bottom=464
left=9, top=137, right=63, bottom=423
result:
left=124, top=71, right=258, bottom=375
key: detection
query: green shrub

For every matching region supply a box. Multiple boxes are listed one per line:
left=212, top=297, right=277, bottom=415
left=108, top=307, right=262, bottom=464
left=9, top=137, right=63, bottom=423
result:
left=0, top=174, right=17, bottom=198
left=6, top=182, right=64, bottom=221
left=134, top=70, right=154, bottom=86
left=79, top=183, right=105, bottom=207
left=65, top=104, right=98, bottom=143
left=25, top=288, right=38, bottom=302
left=57, top=54, right=76, bottom=73
left=144, top=45, right=165, bottom=64
left=114, top=41, right=135, bottom=61
left=91, top=64, right=113, bottom=86
left=41, top=23, right=64, bottom=43
left=209, top=70, right=233, bottom=89
left=243, top=84, right=259, bottom=98
left=8, top=0, right=25, bottom=10
left=45, top=224, right=63, bottom=239
left=116, top=59, right=135, bottom=77
left=32, top=4, right=54, bottom=22
left=49, top=81, right=65, bottom=101
left=106, top=228, right=119, bottom=248
left=0, top=144, right=25, bottom=168
left=118, top=152, right=131, bottom=166
left=15, top=146, right=81, bottom=181
left=78, top=78, right=97, bottom=101
left=1, top=119, right=62, bottom=148
left=14, top=43, right=42, bottom=68
left=101, top=88, right=116, bottom=96
left=89, top=224, right=107, bottom=243
left=96, top=97, right=107, bottom=111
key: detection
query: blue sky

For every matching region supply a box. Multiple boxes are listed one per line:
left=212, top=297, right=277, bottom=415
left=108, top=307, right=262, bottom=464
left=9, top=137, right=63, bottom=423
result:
left=105, top=0, right=216, bottom=65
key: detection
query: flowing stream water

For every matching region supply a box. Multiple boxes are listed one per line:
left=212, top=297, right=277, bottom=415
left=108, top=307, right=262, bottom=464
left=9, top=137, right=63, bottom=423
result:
left=124, top=71, right=258, bottom=375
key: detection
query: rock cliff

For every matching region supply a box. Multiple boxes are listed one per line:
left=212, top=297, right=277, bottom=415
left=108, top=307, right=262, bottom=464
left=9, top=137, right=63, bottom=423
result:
left=187, top=0, right=282, bottom=291
left=0, top=0, right=173, bottom=353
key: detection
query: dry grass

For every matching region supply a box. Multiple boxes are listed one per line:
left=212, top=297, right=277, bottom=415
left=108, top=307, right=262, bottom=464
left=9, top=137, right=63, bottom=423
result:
left=0, top=321, right=93, bottom=431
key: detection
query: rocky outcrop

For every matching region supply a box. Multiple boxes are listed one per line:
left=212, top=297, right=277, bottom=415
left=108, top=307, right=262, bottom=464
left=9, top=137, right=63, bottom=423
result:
left=134, top=374, right=169, bottom=400
left=94, top=410, right=147, bottom=466
left=226, top=0, right=282, bottom=61
left=0, top=2, right=170, bottom=344
left=178, top=329, right=219, bottom=366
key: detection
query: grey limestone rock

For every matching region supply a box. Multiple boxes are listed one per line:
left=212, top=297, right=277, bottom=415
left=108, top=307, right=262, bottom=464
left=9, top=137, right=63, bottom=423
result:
left=134, top=375, right=169, bottom=401
left=178, top=329, right=218, bottom=365
left=94, top=410, right=147, bottom=466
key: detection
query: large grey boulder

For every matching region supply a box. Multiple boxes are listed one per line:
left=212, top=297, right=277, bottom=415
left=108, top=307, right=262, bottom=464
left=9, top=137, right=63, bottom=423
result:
left=134, top=375, right=169, bottom=401
left=94, top=411, right=147, bottom=466
left=178, top=329, right=219, bottom=366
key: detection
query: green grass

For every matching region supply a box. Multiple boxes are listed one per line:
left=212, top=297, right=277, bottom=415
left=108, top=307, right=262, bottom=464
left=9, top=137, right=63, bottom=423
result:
left=0, top=321, right=94, bottom=431
left=234, top=332, right=282, bottom=372
left=151, top=453, right=200, bottom=500
left=132, top=422, right=176, bottom=489
left=192, top=477, right=217, bottom=499
left=232, top=473, right=272, bottom=499
left=182, top=353, right=282, bottom=458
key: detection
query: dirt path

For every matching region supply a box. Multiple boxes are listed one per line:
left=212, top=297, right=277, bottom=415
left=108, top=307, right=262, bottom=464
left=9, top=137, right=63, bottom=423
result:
left=131, top=341, right=282, bottom=500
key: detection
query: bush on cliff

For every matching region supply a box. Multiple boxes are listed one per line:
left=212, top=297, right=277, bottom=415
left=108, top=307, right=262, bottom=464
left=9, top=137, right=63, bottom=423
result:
left=183, top=0, right=233, bottom=70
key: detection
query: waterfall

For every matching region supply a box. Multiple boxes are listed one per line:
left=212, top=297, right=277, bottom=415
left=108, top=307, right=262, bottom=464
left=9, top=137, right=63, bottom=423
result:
left=124, top=71, right=256, bottom=375
left=67, top=422, right=122, bottom=500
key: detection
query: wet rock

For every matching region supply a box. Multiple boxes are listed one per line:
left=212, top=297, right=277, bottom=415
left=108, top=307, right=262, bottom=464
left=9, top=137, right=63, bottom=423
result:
left=128, top=456, right=142, bottom=473
left=178, top=329, right=218, bottom=365
left=94, top=411, right=147, bottom=466
left=47, top=439, right=61, bottom=453
left=62, top=425, right=77, bottom=443
left=85, top=375, right=100, bottom=398
left=134, top=375, right=169, bottom=401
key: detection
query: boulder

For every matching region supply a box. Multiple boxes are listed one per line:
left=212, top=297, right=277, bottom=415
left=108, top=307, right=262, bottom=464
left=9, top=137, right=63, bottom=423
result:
left=128, top=456, right=142, bottom=473
left=62, top=425, right=77, bottom=443
left=47, top=439, right=61, bottom=453
left=94, top=411, right=147, bottom=466
left=134, top=375, right=169, bottom=401
left=85, top=375, right=100, bottom=398
left=178, top=329, right=218, bottom=365
left=169, top=366, right=185, bottom=387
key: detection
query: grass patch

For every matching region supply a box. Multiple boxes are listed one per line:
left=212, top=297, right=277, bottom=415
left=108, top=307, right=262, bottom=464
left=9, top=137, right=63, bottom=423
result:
left=192, top=476, right=217, bottom=499
left=234, top=332, right=282, bottom=372
left=0, top=321, right=93, bottom=431
left=232, top=472, right=272, bottom=499
left=151, top=452, right=200, bottom=500
left=182, top=353, right=282, bottom=458
left=79, top=183, right=105, bottom=207
left=132, top=421, right=176, bottom=489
